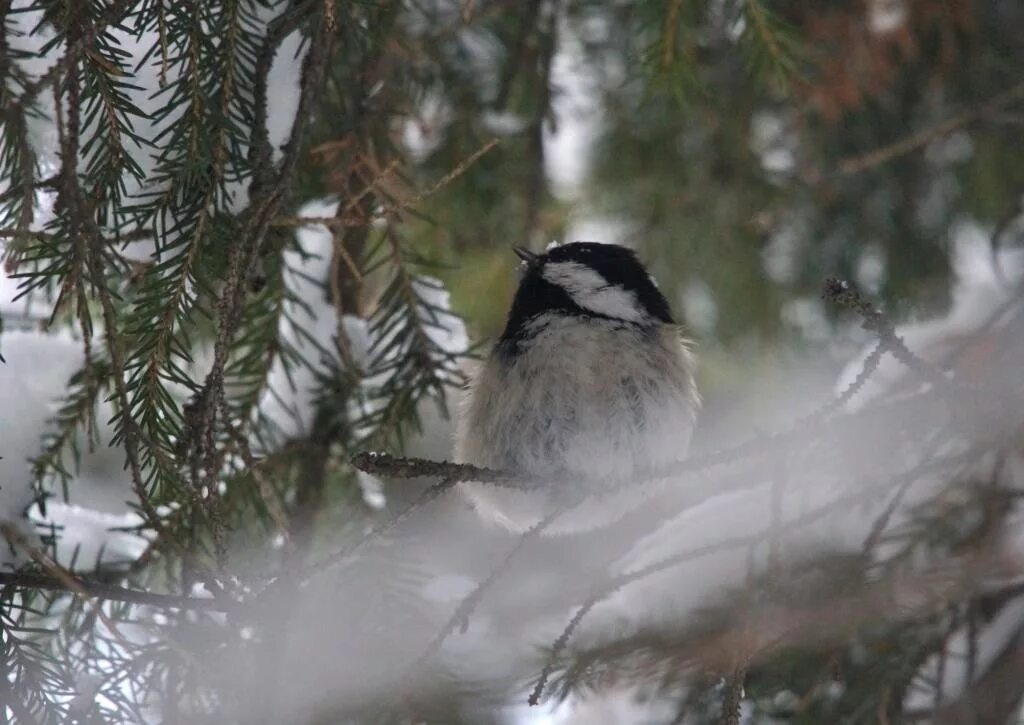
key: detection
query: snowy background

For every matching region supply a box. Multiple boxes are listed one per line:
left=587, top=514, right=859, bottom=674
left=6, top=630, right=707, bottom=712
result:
left=3, top=0, right=1024, bottom=722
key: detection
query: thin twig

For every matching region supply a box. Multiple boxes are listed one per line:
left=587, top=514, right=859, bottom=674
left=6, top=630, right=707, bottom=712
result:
left=271, top=214, right=381, bottom=229
left=84, top=190, right=169, bottom=540
left=528, top=596, right=601, bottom=705
left=837, top=82, right=1024, bottom=175
left=527, top=532, right=764, bottom=705
left=822, top=278, right=954, bottom=390
left=218, top=397, right=292, bottom=542
left=270, top=138, right=501, bottom=231
left=413, top=508, right=561, bottom=671
left=248, top=2, right=315, bottom=194
left=804, top=339, right=886, bottom=422
left=1, top=522, right=129, bottom=644
left=299, top=477, right=459, bottom=580
left=861, top=435, right=948, bottom=556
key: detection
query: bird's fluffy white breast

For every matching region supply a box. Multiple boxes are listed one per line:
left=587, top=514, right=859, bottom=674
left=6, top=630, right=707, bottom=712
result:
left=455, top=316, right=698, bottom=531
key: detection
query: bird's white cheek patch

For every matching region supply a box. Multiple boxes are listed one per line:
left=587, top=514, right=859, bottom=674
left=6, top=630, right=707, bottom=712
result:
left=542, top=262, right=646, bottom=322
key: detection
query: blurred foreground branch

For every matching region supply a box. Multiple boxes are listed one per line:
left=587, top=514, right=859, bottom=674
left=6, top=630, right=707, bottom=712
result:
left=0, top=571, right=231, bottom=612
left=343, top=277, right=1024, bottom=719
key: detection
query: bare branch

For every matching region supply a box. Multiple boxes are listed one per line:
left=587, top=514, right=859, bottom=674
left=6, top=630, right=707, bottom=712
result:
left=1, top=521, right=129, bottom=643
left=300, top=477, right=459, bottom=579
left=350, top=451, right=520, bottom=485
left=413, top=508, right=561, bottom=672
left=837, top=82, right=1024, bottom=175
left=822, top=277, right=955, bottom=390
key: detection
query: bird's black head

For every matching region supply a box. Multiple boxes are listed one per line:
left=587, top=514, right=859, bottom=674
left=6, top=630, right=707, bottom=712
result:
left=497, top=242, right=674, bottom=351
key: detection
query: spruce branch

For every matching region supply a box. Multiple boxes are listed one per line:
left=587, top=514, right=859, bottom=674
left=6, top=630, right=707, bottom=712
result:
left=350, top=277, right=941, bottom=495
left=1, top=0, right=136, bottom=118
left=0, top=590, right=75, bottom=724
left=360, top=397, right=991, bottom=709
left=639, top=0, right=700, bottom=105
left=349, top=420, right=970, bottom=501
left=660, top=0, right=684, bottom=69
left=493, top=0, right=544, bottom=110
left=0, top=571, right=233, bottom=612
left=25, top=6, right=172, bottom=541
left=274, top=8, right=333, bottom=183
left=217, top=395, right=292, bottom=542
left=198, top=3, right=333, bottom=421
left=32, top=39, right=92, bottom=338
left=74, top=0, right=150, bottom=215
left=30, top=359, right=110, bottom=504
left=114, top=1, right=254, bottom=517
left=191, top=7, right=334, bottom=555
left=79, top=200, right=175, bottom=547
left=247, top=0, right=318, bottom=194
left=529, top=532, right=765, bottom=706
left=354, top=226, right=465, bottom=446
left=859, top=436, right=948, bottom=557
left=527, top=596, right=597, bottom=705
left=742, top=0, right=804, bottom=88
left=269, top=138, right=501, bottom=231
left=824, top=339, right=886, bottom=415
left=0, top=111, right=36, bottom=260
left=1, top=521, right=128, bottom=645
left=0, top=0, right=39, bottom=261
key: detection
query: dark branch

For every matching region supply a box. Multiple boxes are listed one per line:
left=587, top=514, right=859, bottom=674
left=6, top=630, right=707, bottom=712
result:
left=837, top=81, right=1024, bottom=175
left=822, top=277, right=956, bottom=390
left=350, top=451, right=520, bottom=485
left=0, top=571, right=233, bottom=612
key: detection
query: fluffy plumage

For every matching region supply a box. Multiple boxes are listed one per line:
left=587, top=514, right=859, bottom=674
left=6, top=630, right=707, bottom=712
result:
left=455, top=242, right=699, bottom=532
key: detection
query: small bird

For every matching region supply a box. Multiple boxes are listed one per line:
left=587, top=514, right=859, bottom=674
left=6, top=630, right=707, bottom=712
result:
left=454, top=242, right=700, bottom=532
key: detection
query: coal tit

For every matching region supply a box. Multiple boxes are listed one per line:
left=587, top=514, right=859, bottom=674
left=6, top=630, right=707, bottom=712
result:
left=455, top=242, right=699, bottom=532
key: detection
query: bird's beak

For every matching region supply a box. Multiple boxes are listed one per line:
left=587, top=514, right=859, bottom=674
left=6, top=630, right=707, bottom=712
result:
left=513, top=246, right=538, bottom=264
